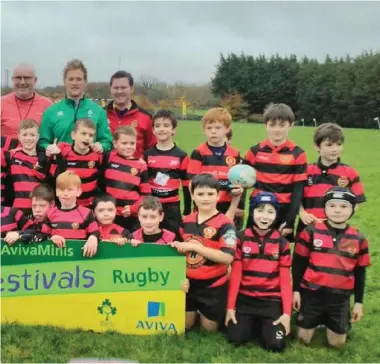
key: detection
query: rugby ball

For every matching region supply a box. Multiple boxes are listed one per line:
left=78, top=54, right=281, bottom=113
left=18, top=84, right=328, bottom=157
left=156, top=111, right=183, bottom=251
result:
left=228, top=164, right=256, bottom=188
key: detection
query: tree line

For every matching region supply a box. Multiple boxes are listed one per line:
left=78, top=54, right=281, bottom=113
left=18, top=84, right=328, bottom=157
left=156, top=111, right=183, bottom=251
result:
left=2, top=51, right=379, bottom=128
left=1, top=80, right=218, bottom=113
left=211, top=51, right=380, bottom=128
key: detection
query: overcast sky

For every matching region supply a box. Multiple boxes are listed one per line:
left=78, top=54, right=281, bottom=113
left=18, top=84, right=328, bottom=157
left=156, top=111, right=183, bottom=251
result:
left=1, top=1, right=379, bottom=87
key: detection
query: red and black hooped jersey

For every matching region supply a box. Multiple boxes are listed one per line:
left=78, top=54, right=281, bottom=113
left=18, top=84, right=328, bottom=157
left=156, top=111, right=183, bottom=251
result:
left=294, top=222, right=370, bottom=295
left=244, top=139, right=307, bottom=205
left=1, top=136, right=19, bottom=152
left=45, top=205, right=100, bottom=240
left=51, top=143, right=103, bottom=208
left=143, top=145, right=189, bottom=204
left=4, top=150, right=49, bottom=211
left=0, top=149, right=8, bottom=203
left=234, top=228, right=291, bottom=300
left=303, top=159, right=366, bottom=219
left=0, top=206, right=28, bottom=236
left=180, top=212, right=237, bottom=287
left=22, top=218, right=41, bottom=231
left=187, top=143, right=241, bottom=204
left=22, top=217, right=51, bottom=235
left=102, top=151, right=151, bottom=215
left=132, top=228, right=176, bottom=245
left=99, top=223, right=131, bottom=241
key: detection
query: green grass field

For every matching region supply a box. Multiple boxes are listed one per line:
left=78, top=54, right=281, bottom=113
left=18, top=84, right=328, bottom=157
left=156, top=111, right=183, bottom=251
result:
left=2, top=122, right=380, bottom=363
left=167, top=107, right=206, bottom=117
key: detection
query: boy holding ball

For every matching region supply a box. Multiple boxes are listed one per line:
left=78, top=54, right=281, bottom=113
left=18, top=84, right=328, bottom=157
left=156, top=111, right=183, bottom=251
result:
left=187, top=108, right=244, bottom=215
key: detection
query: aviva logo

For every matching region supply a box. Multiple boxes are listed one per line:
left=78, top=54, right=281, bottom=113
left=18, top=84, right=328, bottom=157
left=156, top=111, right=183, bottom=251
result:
left=148, top=301, right=166, bottom=317
left=136, top=301, right=176, bottom=333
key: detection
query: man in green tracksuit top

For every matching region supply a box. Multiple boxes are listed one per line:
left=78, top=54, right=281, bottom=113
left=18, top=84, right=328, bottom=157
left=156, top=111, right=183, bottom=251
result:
left=38, top=59, right=113, bottom=153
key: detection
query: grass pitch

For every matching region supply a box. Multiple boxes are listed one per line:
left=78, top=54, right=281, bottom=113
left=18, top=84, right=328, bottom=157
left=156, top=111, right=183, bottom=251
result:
left=2, top=122, right=380, bottom=363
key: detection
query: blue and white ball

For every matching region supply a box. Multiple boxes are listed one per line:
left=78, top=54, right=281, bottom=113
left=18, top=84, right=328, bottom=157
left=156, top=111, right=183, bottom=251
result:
left=228, top=164, right=256, bottom=188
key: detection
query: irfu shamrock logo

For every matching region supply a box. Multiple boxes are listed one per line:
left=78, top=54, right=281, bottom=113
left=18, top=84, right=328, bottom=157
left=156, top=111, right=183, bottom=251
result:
left=97, top=299, right=117, bottom=321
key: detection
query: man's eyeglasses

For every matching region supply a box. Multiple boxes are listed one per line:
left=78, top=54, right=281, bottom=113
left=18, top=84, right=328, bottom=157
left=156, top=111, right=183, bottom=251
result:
left=12, top=76, right=34, bottom=82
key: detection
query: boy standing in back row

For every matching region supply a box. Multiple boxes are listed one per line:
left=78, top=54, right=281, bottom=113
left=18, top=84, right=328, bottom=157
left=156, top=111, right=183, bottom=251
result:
left=244, top=103, right=307, bottom=239
left=3, top=119, right=50, bottom=215
left=144, top=110, right=191, bottom=238
left=187, top=107, right=244, bottom=219
left=100, top=126, right=151, bottom=231
left=48, top=118, right=103, bottom=208
left=297, top=123, right=366, bottom=236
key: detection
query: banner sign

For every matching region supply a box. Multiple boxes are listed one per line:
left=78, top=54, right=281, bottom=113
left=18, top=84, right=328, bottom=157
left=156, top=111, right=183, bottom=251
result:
left=0, top=240, right=186, bottom=335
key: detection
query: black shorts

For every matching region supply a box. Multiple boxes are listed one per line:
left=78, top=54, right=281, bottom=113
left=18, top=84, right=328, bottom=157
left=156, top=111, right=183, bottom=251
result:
left=296, top=290, right=350, bottom=334
left=235, top=294, right=283, bottom=318
left=161, top=202, right=182, bottom=240
left=186, top=280, right=227, bottom=323
left=227, top=295, right=286, bottom=351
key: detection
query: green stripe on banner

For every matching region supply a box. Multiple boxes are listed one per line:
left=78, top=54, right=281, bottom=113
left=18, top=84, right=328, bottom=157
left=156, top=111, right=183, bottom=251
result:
left=1, top=256, right=184, bottom=298
left=0, top=240, right=181, bottom=266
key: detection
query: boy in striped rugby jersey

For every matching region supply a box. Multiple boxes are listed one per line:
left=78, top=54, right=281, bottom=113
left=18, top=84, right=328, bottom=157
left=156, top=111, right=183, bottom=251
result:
left=48, top=118, right=103, bottom=208
left=244, top=103, right=307, bottom=240
left=187, top=108, right=243, bottom=217
left=297, top=123, right=366, bottom=236
left=144, top=110, right=191, bottom=239
left=226, top=192, right=291, bottom=351
left=100, top=125, right=151, bottom=232
left=93, top=194, right=133, bottom=245
left=3, top=183, right=54, bottom=245
left=45, top=171, right=99, bottom=257
left=3, top=119, right=50, bottom=215
left=131, top=196, right=176, bottom=245
left=293, top=187, right=370, bottom=347
left=171, top=174, right=241, bottom=333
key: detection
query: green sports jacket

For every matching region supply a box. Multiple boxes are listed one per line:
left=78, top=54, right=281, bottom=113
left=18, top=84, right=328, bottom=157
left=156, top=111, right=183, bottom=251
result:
left=38, top=96, right=113, bottom=151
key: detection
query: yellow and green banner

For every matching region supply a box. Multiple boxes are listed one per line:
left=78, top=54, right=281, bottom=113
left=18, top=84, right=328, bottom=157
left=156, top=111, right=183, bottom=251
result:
left=1, top=240, right=186, bottom=335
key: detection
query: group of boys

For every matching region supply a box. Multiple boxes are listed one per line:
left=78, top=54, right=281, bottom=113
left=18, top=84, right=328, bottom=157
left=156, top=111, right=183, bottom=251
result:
left=0, top=103, right=370, bottom=351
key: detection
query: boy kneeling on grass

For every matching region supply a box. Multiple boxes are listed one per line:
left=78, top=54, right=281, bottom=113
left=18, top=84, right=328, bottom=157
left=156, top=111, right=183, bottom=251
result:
left=226, top=192, right=292, bottom=352
left=293, top=187, right=371, bottom=348
left=171, top=173, right=243, bottom=332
